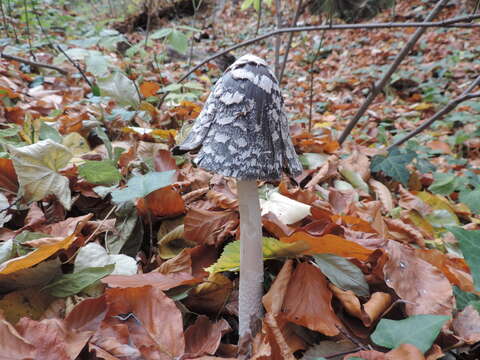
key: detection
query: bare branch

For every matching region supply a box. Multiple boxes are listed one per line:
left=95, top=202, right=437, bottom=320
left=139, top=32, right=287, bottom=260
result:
left=56, top=45, right=94, bottom=89
left=338, top=0, right=449, bottom=144
left=177, top=13, right=480, bottom=84
left=274, top=0, right=282, bottom=78
left=1, top=52, right=68, bottom=75
left=277, top=0, right=303, bottom=84
left=388, top=75, right=480, bottom=150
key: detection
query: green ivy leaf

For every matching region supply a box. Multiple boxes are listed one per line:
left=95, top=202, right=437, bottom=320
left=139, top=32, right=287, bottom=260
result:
left=150, top=28, right=172, bottom=39
left=44, top=264, right=114, bottom=297
left=428, top=173, right=458, bottom=196
left=371, top=148, right=415, bottom=186
left=111, top=170, right=176, bottom=204
left=312, top=254, right=369, bottom=297
left=78, top=160, right=121, bottom=186
left=459, top=189, right=480, bottom=215
left=371, top=315, right=449, bottom=353
left=446, top=227, right=480, bottom=291
left=453, top=286, right=480, bottom=311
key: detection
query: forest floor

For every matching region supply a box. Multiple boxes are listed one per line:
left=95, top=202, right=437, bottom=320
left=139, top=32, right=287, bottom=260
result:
left=0, top=0, right=480, bottom=359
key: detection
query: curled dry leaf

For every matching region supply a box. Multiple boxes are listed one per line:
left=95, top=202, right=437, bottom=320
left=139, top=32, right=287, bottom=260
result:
left=329, top=284, right=392, bottom=327
left=369, top=178, right=394, bottom=212
left=282, top=262, right=342, bottom=336
left=340, top=149, right=371, bottom=181
left=305, top=155, right=339, bottom=189
left=154, top=149, right=177, bottom=172
left=383, top=240, right=454, bottom=316
left=207, top=175, right=238, bottom=209
left=398, top=185, right=432, bottom=217
left=183, top=273, right=233, bottom=314
left=262, top=212, right=296, bottom=238
left=385, top=218, right=426, bottom=247
left=452, top=305, right=480, bottom=344
left=184, top=207, right=238, bottom=247
left=263, top=259, right=294, bottom=315
left=184, top=315, right=231, bottom=358
left=251, top=313, right=296, bottom=360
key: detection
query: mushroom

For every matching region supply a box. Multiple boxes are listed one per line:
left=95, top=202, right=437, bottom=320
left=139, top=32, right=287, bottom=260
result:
left=173, top=54, right=302, bottom=341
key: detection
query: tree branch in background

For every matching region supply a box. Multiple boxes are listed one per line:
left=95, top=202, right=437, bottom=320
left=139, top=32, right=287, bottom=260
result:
left=337, top=0, right=449, bottom=145
left=255, top=0, right=263, bottom=35
left=176, top=13, right=480, bottom=84
left=388, top=75, right=480, bottom=150
left=274, top=0, right=282, bottom=78
left=1, top=52, right=68, bottom=75
left=277, top=0, right=303, bottom=84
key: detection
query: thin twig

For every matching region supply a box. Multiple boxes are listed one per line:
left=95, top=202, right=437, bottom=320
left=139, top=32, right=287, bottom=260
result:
left=23, top=0, right=36, bottom=60
left=0, top=0, right=10, bottom=38
left=56, top=45, right=94, bottom=89
left=274, top=0, right=282, bottom=78
left=255, top=0, right=263, bottom=35
left=31, top=3, right=57, bottom=54
left=277, top=0, right=303, bottom=83
left=325, top=347, right=363, bottom=359
left=1, top=52, right=68, bottom=74
left=144, top=0, right=152, bottom=47
left=336, top=325, right=368, bottom=350
left=337, top=0, right=449, bottom=144
left=388, top=75, right=480, bottom=149
left=176, top=13, right=480, bottom=84
left=308, top=30, right=326, bottom=133
left=188, top=0, right=203, bottom=67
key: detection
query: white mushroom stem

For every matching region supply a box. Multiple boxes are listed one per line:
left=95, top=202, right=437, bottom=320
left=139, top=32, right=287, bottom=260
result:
left=237, top=179, right=264, bottom=339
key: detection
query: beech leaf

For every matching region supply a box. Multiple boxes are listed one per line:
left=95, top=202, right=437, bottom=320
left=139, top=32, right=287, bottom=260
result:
left=313, top=254, right=369, bottom=297
left=371, top=314, right=449, bottom=353
left=44, top=264, right=114, bottom=297
left=206, top=237, right=310, bottom=273
left=7, top=140, right=73, bottom=209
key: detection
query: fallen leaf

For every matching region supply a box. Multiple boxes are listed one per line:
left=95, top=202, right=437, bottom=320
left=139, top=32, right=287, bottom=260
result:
left=184, top=315, right=231, bottom=358
left=369, top=178, right=394, bottom=212
left=383, top=240, right=454, bottom=316
left=136, top=185, right=185, bottom=217
left=452, top=305, right=480, bottom=344
left=0, top=157, right=19, bottom=193
left=184, top=207, right=238, bottom=246
left=283, top=262, right=341, bottom=336
left=0, top=314, right=35, bottom=359
left=184, top=273, right=233, bottom=314
left=102, top=271, right=198, bottom=289
left=281, top=232, right=373, bottom=261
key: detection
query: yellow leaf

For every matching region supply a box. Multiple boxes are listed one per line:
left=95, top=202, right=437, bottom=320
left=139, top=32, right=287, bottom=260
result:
left=411, top=102, right=434, bottom=111
left=0, top=287, right=55, bottom=324
left=139, top=101, right=156, bottom=115
left=151, top=129, right=177, bottom=139
left=206, top=237, right=310, bottom=273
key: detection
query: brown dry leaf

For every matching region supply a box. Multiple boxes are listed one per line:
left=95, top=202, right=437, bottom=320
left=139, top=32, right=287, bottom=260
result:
left=153, top=149, right=177, bottom=172
left=0, top=314, right=35, bottom=359
left=328, top=188, right=356, bottom=214
left=415, top=248, right=474, bottom=292
left=331, top=214, right=376, bottom=234
left=383, top=240, right=454, bottom=316
left=305, top=155, right=339, bottom=189
left=281, top=232, right=373, bottom=261
left=262, top=213, right=295, bottom=238
left=184, top=207, right=238, bottom=246
left=452, top=305, right=480, bottom=344
left=426, top=140, right=452, bottom=154
left=385, top=218, right=426, bottom=247
left=102, top=271, right=199, bottom=289
left=136, top=185, right=185, bottom=217
left=0, top=157, right=19, bottom=193
left=187, top=245, right=219, bottom=279
left=37, top=213, right=93, bottom=237
left=279, top=180, right=319, bottom=205
left=184, top=273, right=233, bottom=314
left=16, top=317, right=92, bottom=360
left=398, top=185, right=432, bottom=217
left=369, top=178, right=394, bottom=212
left=282, top=262, right=341, bottom=336
left=386, top=344, right=425, bottom=359
left=425, top=345, right=444, bottom=360
left=340, top=149, right=370, bottom=181
left=157, top=249, right=192, bottom=274
left=344, top=349, right=386, bottom=359
left=206, top=176, right=238, bottom=210
left=363, top=292, right=393, bottom=325
left=104, top=286, right=185, bottom=359
left=184, top=315, right=231, bottom=358
left=22, top=202, right=46, bottom=230
left=89, top=323, right=141, bottom=359
left=263, top=259, right=293, bottom=315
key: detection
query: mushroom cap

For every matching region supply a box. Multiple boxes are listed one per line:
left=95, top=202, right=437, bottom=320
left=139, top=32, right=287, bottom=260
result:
left=173, top=54, right=302, bottom=180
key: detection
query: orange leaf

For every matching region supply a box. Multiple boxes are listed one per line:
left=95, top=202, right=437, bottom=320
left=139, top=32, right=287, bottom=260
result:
left=184, top=273, right=233, bottom=314
left=140, top=81, right=161, bottom=97
left=282, top=262, right=341, bottom=336
left=0, top=314, right=35, bottom=359
left=281, top=232, right=373, bottom=261
left=136, top=185, right=185, bottom=217
left=0, top=158, right=19, bottom=193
